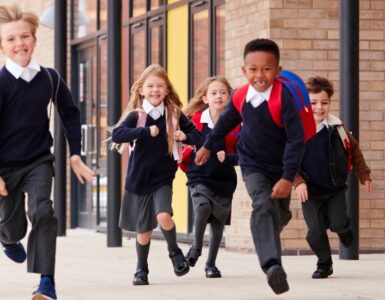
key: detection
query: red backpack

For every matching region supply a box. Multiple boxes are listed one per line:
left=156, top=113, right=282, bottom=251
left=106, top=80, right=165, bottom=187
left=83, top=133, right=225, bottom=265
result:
left=178, top=111, right=240, bottom=172
left=232, top=70, right=316, bottom=142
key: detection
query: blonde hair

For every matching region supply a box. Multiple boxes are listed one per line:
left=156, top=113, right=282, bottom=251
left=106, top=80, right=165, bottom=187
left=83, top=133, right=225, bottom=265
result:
left=112, top=64, right=183, bottom=155
left=0, top=4, right=39, bottom=42
left=184, top=76, right=233, bottom=118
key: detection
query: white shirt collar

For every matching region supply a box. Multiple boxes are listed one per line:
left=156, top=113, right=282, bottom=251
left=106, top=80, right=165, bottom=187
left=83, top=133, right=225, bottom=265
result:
left=316, top=118, right=329, bottom=133
left=245, top=84, right=273, bottom=108
left=5, top=58, right=40, bottom=82
left=200, top=108, right=215, bottom=129
left=142, top=99, right=165, bottom=120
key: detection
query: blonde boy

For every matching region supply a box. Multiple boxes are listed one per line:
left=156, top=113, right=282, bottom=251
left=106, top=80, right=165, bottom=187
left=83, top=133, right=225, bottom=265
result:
left=0, top=4, right=93, bottom=299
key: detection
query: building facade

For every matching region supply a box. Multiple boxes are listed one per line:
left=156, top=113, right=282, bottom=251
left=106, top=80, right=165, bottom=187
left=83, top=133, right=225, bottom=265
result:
left=2, top=0, right=384, bottom=253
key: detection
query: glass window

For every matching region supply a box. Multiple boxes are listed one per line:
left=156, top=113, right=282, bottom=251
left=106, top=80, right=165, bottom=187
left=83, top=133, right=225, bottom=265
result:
left=99, top=0, right=108, bottom=30
left=132, top=0, right=147, bottom=17
left=215, top=4, right=225, bottom=76
left=131, top=27, right=146, bottom=83
left=151, top=0, right=165, bottom=10
left=77, top=0, right=97, bottom=38
left=149, top=16, right=164, bottom=66
left=192, top=9, right=209, bottom=92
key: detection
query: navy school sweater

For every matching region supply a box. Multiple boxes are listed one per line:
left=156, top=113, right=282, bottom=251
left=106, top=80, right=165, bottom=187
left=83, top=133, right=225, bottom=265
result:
left=111, top=111, right=202, bottom=195
left=0, top=67, right=81, bottom=167
left=187, top=124, right=238, bottom=198
left=204, top=87, right=304, bottom=183
left=301, top=126, right=346, bottom=195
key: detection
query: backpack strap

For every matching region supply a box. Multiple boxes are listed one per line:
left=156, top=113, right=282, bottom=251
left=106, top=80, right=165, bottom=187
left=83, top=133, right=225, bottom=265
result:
left=43, top=67, right=61, bottom=120
left=191, top=111, right=204, bottom=131
left=267, top=80, right=283, bottom=127
left=232, top=84, right=249, bottom=113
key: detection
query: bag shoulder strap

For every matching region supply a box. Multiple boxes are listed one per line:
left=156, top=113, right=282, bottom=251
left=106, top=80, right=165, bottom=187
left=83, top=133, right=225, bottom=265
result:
left=191, top=111, right=204, bottom=131
left=336, top=125, right=350, bottom=150
left=43, top=67, right=61, bottom=120
left=267, top=80, right=283, bottom=127
left=232, top=84, right=249, bottom=113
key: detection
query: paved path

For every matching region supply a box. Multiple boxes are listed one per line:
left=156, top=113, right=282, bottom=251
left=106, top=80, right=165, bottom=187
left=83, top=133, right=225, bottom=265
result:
left=1, top=229, right=384, bottom=299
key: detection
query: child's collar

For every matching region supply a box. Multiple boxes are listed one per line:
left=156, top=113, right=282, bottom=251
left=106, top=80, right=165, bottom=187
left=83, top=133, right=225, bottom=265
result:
left=326, top=113, right=343, bottom=126
left=5, top=58, right=40, bottom=79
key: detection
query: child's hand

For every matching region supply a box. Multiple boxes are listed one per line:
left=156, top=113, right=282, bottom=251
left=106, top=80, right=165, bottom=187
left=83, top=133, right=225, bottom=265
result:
left=195, top=147, right=211, bottom=166
left=295, top=183, right=308, bottom=202
left=0, top=176, right=8, bottom=197
left=217, top=151, right=225, bottom=163
left=150, top=125, right=159, bottom=137
left=174, top=130, right=186, bottom=141
left=364, top=180, right=373, bottom=192
left=70, top=155, right=95, bottom=184
left=271, top=178, right=292, bottom=199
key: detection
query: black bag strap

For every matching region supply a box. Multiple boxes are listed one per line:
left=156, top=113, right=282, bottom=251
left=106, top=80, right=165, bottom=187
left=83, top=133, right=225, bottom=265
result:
left=43, top=67, right=61, bottom=120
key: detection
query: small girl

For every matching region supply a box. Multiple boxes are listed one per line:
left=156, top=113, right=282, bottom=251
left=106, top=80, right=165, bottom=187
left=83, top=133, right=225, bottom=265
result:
left=111, top=64, right=202, bottom=285
left=182, top=76, right=239, bottom=278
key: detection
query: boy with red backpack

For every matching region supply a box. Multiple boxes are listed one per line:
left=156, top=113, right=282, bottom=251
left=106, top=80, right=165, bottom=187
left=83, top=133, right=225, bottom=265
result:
left=294, top=76, right=372, bottom=279
left=195, top=38, right=308, bottom=295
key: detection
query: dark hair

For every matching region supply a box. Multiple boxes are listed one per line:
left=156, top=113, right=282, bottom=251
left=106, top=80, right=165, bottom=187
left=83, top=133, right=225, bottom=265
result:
left=306, top=76, right=334, bottom=98
left=243, top=38, right=280, bottom=63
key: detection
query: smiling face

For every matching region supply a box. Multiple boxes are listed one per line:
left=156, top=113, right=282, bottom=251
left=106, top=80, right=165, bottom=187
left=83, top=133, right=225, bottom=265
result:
left=202, top=80, right=230, bottom=114
left=242, top=51, right=281, bottom=93
left=0, top=20, right=36, bottom=67
left=140, top=74, right=169, bottom=107
left=310, top=91, right=331, bottom=124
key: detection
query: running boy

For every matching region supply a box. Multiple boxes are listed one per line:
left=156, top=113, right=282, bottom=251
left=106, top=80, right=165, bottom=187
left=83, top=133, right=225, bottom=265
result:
left=0, top=4, right=94, bottom=300
left=294, top=76, right=372, bottom=279
left=195, top=38, right=305, bottom=294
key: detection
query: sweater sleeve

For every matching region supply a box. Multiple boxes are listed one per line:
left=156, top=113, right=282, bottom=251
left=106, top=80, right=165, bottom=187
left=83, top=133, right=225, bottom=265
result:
left=111, top=111, right=151, bottom=143
left=344, top=126, right=371, bottom=183
left=280, top=90, right=305, bottom=182
left=179, top=112, right=203, bottom=145
left=204, top=99, right=243, bottom=150
left=51, top=69, right=82, bottom=156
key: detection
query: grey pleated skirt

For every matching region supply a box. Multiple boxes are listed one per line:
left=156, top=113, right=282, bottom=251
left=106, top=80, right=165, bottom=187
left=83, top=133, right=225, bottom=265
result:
left=189, top=184, right=232, bottom=225
left=119, top=185, right=173, bottom=233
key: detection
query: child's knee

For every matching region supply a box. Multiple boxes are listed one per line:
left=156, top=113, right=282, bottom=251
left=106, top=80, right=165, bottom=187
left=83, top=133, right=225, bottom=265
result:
left=137, top=231, right=152, bottom=244
left=27, top=202, right=56, bottom=225
left=156, top=212, right=173, bottom=227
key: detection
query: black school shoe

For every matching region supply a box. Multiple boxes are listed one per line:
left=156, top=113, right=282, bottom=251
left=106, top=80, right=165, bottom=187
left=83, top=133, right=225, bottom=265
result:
left=266, top=265, right=289, bottom=295
left=205, top=265, right=222, bottom=278
left=133, top=268, right=149, bottom=285
left=312, top=266, right=333, bottom=279
left=185, top=247, right=202, bottom=267
left=169, top=248, right=190, bottom=276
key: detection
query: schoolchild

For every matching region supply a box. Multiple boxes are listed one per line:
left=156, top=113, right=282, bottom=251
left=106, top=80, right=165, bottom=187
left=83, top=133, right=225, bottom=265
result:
left=195, top=38, right=305, bottom=294
left=0, top=4, right=94, bottom=300
left=294, top=76, right=372, bottom=279
left=111, top=64, right=202, bottom=285
left=182, top=76, right=239, bottom=278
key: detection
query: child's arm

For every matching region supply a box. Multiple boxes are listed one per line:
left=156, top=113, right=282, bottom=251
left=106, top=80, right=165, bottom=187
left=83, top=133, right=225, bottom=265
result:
left=293, top=174, right=308, bottom=202
left=345, top=127, right=372, bottom=191
left=280, top=92, right=305, bottom=183
left=0, top=176, right=8, bottom=196
left=178, top=113, right=203, bottom=145
left=217, top=151, right=239, bottom=166
left=70, top=155, right=95, bottom=184
left=196, top=101, right=242, bottom=165
left=111, top=112, right=152, bottom=143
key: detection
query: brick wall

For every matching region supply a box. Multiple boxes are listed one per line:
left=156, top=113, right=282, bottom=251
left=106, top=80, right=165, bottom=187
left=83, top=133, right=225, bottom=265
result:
left=225, top=0, right=385, bottom=252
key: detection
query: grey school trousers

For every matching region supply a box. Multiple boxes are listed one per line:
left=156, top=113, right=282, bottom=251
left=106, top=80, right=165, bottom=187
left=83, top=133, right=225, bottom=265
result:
left=0, top=154, right=57, bottom=275
left=243, top=172, right=292, bottom=272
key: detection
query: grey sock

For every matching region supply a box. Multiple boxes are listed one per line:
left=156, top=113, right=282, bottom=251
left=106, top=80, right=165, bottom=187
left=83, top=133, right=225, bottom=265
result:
left=206, top=218, right=225, bottom=266
left=136, top=240, right=150, bottom=270
left=161, top=225, right=178, bottom=253
left=193, top=203, right=211, bottom=249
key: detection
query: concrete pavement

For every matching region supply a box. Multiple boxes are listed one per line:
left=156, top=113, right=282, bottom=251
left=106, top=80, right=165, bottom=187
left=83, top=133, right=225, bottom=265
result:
left=1, top=229, right=384, bottom=300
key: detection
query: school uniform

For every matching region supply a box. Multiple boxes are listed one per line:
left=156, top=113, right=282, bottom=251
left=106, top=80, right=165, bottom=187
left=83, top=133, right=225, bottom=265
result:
left=112, top=100, right=202, bottom=233
left=0, top=58, right=82, bottom=275
left=204, top=83, right=305, bottom=272
left=186, top=108, right=238, bottom=225
left=295, top=114, right=371, bottom=270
